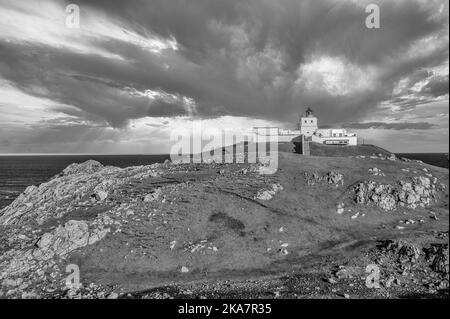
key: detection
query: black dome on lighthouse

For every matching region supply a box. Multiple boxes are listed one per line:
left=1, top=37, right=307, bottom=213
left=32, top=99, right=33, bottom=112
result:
left=305, top=107, right=314, bottom=117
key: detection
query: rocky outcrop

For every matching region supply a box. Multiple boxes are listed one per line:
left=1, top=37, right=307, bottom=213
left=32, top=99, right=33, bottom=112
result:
left=354, top=176, right=438, bottom=211
left=143, top=188, right=162, bottom=202
left=0, top=216, right=114, bottom=279
left=34, top=220, right=110, bottom=260
left=425, top=244, right=449, bottom=275
left=60, top=160, right=104, bottom=177
left=0, top=160, right=160, bottom=226
left=255, top=183, right=284, bottom=201
left=368, top=239, right=449, bottom=292
left=304, top=171, right=344, bottom=187
left=378, top=240, right=422, bottom=263
left=369, top=167, right=385, bottom=176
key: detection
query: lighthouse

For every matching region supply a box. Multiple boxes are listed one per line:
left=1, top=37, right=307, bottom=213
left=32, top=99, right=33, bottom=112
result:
left=299, top=107, right=318, bottom=137
left=252, top=107, right=358, bottom=146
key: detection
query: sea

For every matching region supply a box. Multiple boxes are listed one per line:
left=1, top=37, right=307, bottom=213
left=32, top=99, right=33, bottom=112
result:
left=0, top=153, right=448, bottom=210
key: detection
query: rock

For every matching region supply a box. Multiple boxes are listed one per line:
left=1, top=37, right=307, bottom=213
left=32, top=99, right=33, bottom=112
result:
left=256, top=183, right=283, bottom=201
left=34, top=220, right=109, bottom=260
left=36, top=221, right=88, bottom=254
left=351, top=212, right=360, bottom=219
left=67, top=287, right=81, bottom=298
left=398, top=244, right=421, bottom=263
left=438, top=280, right=449, bottom=290
left=144, top=188, right=162, bottom=202
left=258, top=191, right=274, bottom=200
left=93, top=190, right=108, bottom=201
left=107, top=292, right=119, bottom=299
left=426, top=244, right=449, bottom=275
left=61, top=160, right=104, bottom=176
left=258, top=166, right=276, bottom=175
left=333, top=266, right=361, bottom=279
left=384, top=276, right=395, bottom=288
left=326, top=172, right=344, bottom=186
left=328, top=278, right=337, bottom=284
left=0, top=160, right=160, bottom=226
left=88, top=227, right=110, bottom=245
left=2, top=278, right=23, bottom=287
left=354, top=177, right=437, bottom=211
left=21, top=291, right=39, bottom=299
left=378, top=240, right=421, bottom=263
left=180, top=266, right=189, bottom=273
left=369, top=168, right=385, bottom=176
left=305, top=171, right=344, bottom=186
left=378, top=193, right=396, bottom=211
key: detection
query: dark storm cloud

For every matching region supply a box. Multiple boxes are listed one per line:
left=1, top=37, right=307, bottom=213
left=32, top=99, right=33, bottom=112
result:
left=0, top=0, right=448, bottom=128
left=420, top=75, right=449, bottom=97
left=343, top=121, right=437, bottom=130
left=76, top=0, right=445, bottom=66
left=0, top=40, right=192, bottom=127
left=77, top=0, right=449, bottom=126
left=384, top=72, right=449, bottom=111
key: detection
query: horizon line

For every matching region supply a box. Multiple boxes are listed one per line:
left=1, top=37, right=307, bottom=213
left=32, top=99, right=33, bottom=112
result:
left=0, top=153, right=170, bottom=156
left=0, top=151, right=448, bottom=156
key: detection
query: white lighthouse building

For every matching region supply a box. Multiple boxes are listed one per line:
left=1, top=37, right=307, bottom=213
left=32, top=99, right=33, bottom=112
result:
left=252, top=107, right=358, bottom=146
left=300, top=108, right=357, bottom=146
left=299, top=107, right=318, bottom=137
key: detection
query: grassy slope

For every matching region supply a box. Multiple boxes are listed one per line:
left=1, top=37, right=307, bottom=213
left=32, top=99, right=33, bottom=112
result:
left=309, top=143, right=393, bottom=157
left=206, top=141, right=393, bottom=158
left=72, top=151, right=448, bottom=293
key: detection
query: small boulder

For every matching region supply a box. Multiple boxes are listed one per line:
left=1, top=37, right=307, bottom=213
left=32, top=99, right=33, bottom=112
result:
left=93, top=190, right=108, bottom=201
left=144, top=188, right=162, bottom=202
left=255, top=183, right=283, bottom=201
left=107, top=292, right=119, bottom=299
left=180, top=266, right=189, bottom=273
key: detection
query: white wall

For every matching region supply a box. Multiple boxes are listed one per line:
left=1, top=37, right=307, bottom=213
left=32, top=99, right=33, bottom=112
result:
left=300, top=117, right=318, bottom=137
left=312, top=135, right=357, bottom=146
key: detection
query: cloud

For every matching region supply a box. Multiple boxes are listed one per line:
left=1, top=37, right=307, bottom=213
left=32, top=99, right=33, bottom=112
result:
left=420, top=74, right=449, bottom=97
left=343, top=121, right=437, bottom=130
left=0, top=0, right=448, bottom=152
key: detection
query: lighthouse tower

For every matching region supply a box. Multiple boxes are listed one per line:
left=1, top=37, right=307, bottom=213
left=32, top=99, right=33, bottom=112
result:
left=299, top=107, right=318, bottom=137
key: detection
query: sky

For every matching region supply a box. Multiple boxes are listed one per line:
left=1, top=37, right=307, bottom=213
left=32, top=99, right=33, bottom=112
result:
left=0, top=0, right=448, bottom=154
